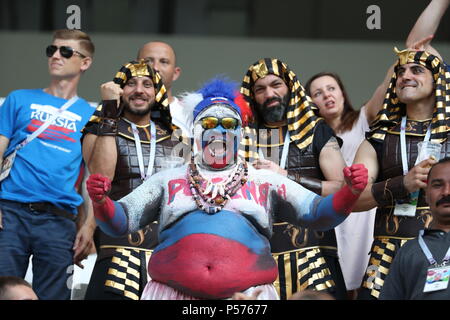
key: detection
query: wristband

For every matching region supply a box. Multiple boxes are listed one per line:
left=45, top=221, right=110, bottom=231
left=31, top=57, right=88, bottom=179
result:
left=371, top=176, right=409, bottom=207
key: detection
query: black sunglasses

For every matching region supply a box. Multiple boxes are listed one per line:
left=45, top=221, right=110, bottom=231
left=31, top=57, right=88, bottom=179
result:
left=46, top=45, right=87, bottom=59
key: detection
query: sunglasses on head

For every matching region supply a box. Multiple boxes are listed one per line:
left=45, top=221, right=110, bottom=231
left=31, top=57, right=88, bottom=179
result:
left=200, top=117, right=239, bottom=130
left=46, top=45, right=86, bottom=59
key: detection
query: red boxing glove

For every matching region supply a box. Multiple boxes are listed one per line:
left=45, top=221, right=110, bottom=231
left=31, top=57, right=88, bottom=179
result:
left=86, top=173, right=112, bottom=203
left=333, top=164, right=368, bottom=214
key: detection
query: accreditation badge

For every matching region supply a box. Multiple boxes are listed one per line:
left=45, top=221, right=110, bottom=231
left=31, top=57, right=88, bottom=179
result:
left=0, top=150, right=17, bottom=182
left=424, top=265, right=450, bottom=293
left=393, top=202, right=417, bottom=217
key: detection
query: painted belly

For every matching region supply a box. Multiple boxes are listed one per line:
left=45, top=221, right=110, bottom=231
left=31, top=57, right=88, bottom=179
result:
left=148, top=210, right=277, bottom=299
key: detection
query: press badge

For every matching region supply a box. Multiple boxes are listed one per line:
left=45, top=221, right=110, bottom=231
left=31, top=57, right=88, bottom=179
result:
left=0, top=150, right=17, bottom=182
left=424, top=265, right=450, bottom=292
left=393, top=202, right=417, bottom=217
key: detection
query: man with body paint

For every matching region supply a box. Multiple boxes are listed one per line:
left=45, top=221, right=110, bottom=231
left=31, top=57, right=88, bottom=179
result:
left=86, top=78, right=368, bottom=300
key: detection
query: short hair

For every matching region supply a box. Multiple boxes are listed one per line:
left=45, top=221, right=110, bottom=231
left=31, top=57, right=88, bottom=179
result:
left=137, top=41, right=177, bottom=65
left=53, top=29, right=95, bottom=57
left=0, top=276, right=32, bottom=299
left=427, top=156, right=450, bottom=181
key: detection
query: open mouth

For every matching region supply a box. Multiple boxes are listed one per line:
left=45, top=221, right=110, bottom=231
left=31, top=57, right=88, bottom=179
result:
left=400, top=83, right=418, bottom=90
left=325, top=101, right=335, bottom=108
left=206, top=140, right=227, bottom=158
left=130, top=96, right=148, bottom=106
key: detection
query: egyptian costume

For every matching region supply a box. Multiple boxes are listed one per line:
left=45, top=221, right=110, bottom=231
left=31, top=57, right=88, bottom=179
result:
left=240, top=58, right=347, bottom=299
left=83, top=60, right=178, bottom=300
left=360, top=49, right=450, bottom=299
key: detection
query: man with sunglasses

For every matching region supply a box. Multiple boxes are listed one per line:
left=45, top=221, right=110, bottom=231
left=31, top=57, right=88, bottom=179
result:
left=240, top=58, right=348, bottom=299
left=0, top=29, right=95, bottom=300
left=81, top=59, right=178, bottom=300
left=85, top=77, right=368, bottom=299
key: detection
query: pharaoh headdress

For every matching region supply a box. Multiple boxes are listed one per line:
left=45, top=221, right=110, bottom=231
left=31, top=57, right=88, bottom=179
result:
left=240, top=58, right=322, bottom=160
left=367, top=49, right=450, bottom=143
left=87, top=59, right=172, bottom=129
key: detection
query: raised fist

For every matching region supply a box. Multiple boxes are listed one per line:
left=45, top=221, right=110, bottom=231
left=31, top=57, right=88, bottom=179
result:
left=100, top=81, right=123, bottom=101
left=86, top=173, right=112, bottom=203
left=343, top=164, right=368, bottom=195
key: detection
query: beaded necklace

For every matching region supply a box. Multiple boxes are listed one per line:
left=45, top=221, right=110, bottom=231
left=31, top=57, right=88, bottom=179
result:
left=188, top=157, right=248, bottom=214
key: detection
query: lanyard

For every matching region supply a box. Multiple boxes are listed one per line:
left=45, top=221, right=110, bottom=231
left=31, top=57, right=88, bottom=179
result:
left=279, top=131, right=290, bottom=170
left=258, top=129, right=290, bottom=169
left=418, top=230, right=450, bottom=266
left=130, top=120, right=156, bottom=181
left=400, top=116, right=431, bottom=175
left=17, top=95, right=79, bottom=150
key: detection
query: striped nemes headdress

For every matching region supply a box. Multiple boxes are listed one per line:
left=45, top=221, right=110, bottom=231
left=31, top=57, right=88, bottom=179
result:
left=113, top=59, right=172, bottom=127
left=367, top=49, right=450, bottom=143
left=241, top=58, right=322, bottom=152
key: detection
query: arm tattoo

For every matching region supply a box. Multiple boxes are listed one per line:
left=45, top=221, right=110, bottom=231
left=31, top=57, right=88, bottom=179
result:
left=324, top=137, right=341, bottom=151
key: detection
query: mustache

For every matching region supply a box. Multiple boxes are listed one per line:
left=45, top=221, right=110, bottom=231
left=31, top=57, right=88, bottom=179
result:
left=130, top=93, right=148, bottom=100
left=436, top=195, right=450, bottom=207
left=262, top=97, right=282, bottom=108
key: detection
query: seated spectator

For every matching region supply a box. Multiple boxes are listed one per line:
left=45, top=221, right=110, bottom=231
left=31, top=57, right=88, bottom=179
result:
left=0, top=276, right=38, bottom=300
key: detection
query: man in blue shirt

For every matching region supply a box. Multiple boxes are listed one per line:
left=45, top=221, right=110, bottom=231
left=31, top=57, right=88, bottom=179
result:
left=0, top=29, right=96, bottom=300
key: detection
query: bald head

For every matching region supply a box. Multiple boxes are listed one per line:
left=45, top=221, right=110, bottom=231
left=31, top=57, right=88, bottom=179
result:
left=137, top=41, right=181, bottom=97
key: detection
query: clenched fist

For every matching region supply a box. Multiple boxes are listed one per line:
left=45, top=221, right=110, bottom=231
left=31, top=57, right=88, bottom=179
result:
left=86, top=173, right=112, bottom=203
left=101, top=81, right=123, bottom=101
left=343, top=164, right=368, bottom=195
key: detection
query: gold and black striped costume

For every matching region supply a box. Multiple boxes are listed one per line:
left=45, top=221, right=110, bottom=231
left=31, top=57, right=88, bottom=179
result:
left=103, top=247, right=153, bottom=300
left=240, top=58, right=347, bottom=299
left=360, top=49, right=450, bottom=299
left=82, top=60, right=180, bottom=300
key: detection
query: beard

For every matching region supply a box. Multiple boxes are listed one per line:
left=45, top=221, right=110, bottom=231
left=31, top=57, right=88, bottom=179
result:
left=256, top=94, right=289, bottom=124
left=122, top=95, right=153, bottom=116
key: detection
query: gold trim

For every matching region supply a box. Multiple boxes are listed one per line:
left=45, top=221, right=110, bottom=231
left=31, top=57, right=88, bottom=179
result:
left=373, top=236, right=415, bottom=240
left=386, top=130, right=429, bottom=137
left=382, top=206, right=429, bottom=210
left=272, top=246, right=338, bottom=256
left=104, top=280, right=139, bottom=300
left=100, top=245, right=154, bottom=253
left=116, top=132, right=170, bottom=144
left=257, top=143, right=284, bottom=148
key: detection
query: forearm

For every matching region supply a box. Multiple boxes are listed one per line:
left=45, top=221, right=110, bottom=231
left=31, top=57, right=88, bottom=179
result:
left=80, top=206, right=96, bottom=234
left=287, top=171, right=323, bottom=195
left=286, top=174, right=343, bottom=197
left=351, top=185, right=379, bottom=212
left=0, top=135, right=10, bottom=165
left=77, top=179, right=97, bottom=232
left=353, top=175, right=409, bottom=212
left=321, top=180, right=344, bottom=197
left=93, top=197, right=128, bottom=237
left=87, top=99, right=121, bottom=178
left=406, top=0, right=450, bottom=47
left=88, top=136, right=117, bottom=179
left=289, top=188, right=355, bottom=232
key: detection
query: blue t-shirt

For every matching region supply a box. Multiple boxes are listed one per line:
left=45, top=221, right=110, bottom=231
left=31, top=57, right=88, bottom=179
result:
left=0, top=89, right=95, bottom=213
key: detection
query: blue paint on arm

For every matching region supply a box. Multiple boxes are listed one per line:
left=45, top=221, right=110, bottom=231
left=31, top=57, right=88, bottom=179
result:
left=95, top=201, right=128, bottom=237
